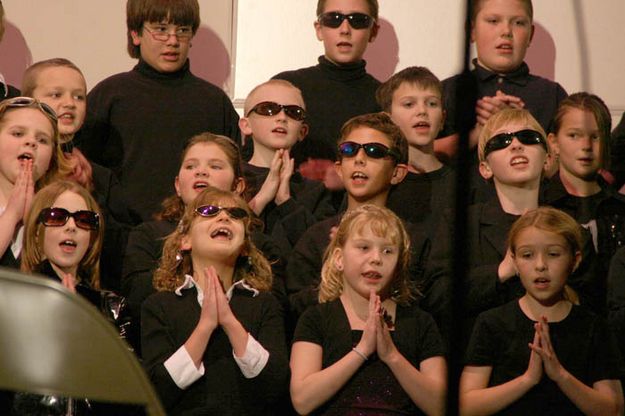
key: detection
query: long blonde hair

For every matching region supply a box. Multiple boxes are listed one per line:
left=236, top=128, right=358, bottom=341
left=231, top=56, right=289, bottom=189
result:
left=153, top=187, right=272, bottom=292
left=21, top=180, right=103, bottom=289
left=319, top=205, right=416, bottom=305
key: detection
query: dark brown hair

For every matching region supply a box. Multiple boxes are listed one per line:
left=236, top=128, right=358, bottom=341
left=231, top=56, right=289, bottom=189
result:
left=376, top=66, right=443, bottom=113
left=126, top=0, right=200, bottom=59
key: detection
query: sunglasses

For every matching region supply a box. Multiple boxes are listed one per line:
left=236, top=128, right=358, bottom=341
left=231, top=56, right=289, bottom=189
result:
left=246, top=101, right=306, bottom=121
left=2, top=96, right=58, bottom=122
left=195, top=205, right=249, bottom=220
left=38, top=207, right=100, bottom=231
left=338, top=141, right=400, bottom=160
left=483, top=129, right=548, bottom=158
left=318, top=12, right=375, bottom=29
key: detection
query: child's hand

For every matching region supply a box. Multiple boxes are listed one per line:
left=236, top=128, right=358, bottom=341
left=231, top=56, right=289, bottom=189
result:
left=498, top=248, right=517, bottom=282
left=475, top=91, right=525, bottom=125
left=530, top=317, right=567, bottom=384
left=59, top=270, right=77, bottom=294
left=3, top=160, right=34, bottom=225
left=356, top=289, right=380, bottom=358
left=212, top=268, right=237, bottom=328
left=376, top=307, right=399, bottom=364
left=199, top=267, right=219, bottom=332
left=328, top=226, right=338, bottom=242
left=525, top=328, right=543, bottom=385
left=274, top=149, right=293, bottom=205
left=248, top=150, right=284, bottom=215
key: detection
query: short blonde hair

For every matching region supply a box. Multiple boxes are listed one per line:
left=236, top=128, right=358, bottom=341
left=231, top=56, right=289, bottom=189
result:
left=243, top=79, right=305, bottom=116
left=319, top=205, right=416, bottom=305
left=21, top=180, right=104, bottom=289
left=477, top=108, right=547, bottom=162
left=154, top=187, right=272, bottom=292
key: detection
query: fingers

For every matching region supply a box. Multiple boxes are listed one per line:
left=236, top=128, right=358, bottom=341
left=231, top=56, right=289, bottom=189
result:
left=61, top=272, right=77, bottom=294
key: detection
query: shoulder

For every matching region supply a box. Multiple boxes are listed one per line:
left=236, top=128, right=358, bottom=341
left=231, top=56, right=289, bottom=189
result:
left=273, top=64, right=320, bottom=82
left=476, top=300, right=520, bottom=326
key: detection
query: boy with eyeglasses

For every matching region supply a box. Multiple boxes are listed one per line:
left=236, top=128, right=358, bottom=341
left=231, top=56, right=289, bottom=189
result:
left=76, top=0, right=239, bottom=223
left=286, top=112, right=431, bottom=320
left=272, top=0, right=381, bottom=186
left=239, top=79, right=335, bottom=255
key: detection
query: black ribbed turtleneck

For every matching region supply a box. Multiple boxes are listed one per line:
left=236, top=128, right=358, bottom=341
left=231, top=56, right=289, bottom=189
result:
left=273, top=55, right=381, bottom=165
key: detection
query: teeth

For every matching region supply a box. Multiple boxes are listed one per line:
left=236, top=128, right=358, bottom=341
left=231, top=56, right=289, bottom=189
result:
left=211, top=228, right=232, bottom=238
left=363, top=271, right=381, bottom=279
left=18, top=154, right=33, bottom=160
left=61, top=240, right=77, bottom=247
left=193, top=182, right=208, bottom=189
left=511, top=157, right=527, bottom=165
left=352, top=172, right=368, bottom=179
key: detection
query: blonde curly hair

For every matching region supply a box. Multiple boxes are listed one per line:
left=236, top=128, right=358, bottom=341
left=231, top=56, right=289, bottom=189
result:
left=319, top=205, right=416, bottom=305
left=154, top=187, right=272, bottom=292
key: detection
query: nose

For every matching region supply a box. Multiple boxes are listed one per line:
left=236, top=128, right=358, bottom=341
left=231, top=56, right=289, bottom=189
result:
left=195, top=166, right=209, bottom=177
left=23, top=134, right=38, bottom=149
left=369, top=248, right=382, bottom=264
left=509, top=137, right=524, bottom=151
left=65, top=217, right=78, bottom=232
left=165, top=32, right=181, bottom=46
left=339, top=17, right=351, bottom=34
left=354, top=147, right=367, bottom=164
left=535, top=252, right=547, bottom=271
left=501, top=21, right=513, bottom=37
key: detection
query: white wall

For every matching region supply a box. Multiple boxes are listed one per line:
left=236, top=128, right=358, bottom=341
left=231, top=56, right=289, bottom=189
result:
left=2, top=1, right=624, bottom=123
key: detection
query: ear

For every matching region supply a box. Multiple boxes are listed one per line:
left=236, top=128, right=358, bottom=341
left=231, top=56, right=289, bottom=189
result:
left=314, top=20, right=323, bottom=41
left=369, top=22, right=380, bottom=42
left=334, top=160, right=344, bottom=181
left=333, top=247, right=344, bottom=271
left=528, top=24, right=535, bottom=45
left=180, top=234, right=191, bottom=252
left=232, top=177, right=246, bottom=195
left=238, top=117, right=253, bottom=137
left=390, top=163, right=408, bottom=185
left=174, top=176, right=182, bottom=197
left=572, top=250, right=582, bottom=273
left=547, top=132, right=559, bottom=154
left=130, top=30, right=142, bottom=46
left=297, top=123, right=309, bottom=142
left=479, top=160, right=493, bottom=180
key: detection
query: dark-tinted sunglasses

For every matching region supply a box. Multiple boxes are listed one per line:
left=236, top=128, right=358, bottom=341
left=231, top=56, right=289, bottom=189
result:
left=195, top=205, right=249, bottom=220
left=38, top=207, right=100, bottom=231
left=246, top=101, right=306, bottom=121
left=338, top=141, right=400, bottom=160
left=2, top=96, right=58, bottom=122
left=484, top=129, right=548, bottom=158
left=318, top=12, right=374, bottom=29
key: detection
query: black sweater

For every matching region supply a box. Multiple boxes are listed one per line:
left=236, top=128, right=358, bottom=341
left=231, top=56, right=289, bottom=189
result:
left=77, top=59, right=240, bottom=222
left=273, top=56, right=381, bottom=165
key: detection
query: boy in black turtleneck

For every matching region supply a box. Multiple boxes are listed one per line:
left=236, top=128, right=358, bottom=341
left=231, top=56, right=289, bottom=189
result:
left=272, top=0, right=381, bottom=174
left=76, top=0, right=239, bottom=222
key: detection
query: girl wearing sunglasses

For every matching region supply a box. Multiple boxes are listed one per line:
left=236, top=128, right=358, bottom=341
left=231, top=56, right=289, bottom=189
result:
left=142, top=187, right=288, bottom=415
left=0, top=97, right=72, bottom=269
left=17, top=179, right=135, bottom=414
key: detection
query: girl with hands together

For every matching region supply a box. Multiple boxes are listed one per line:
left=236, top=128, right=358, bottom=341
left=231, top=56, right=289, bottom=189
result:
left=290, top=205, right=446, bottom=415
left=142, top=187, right=288, bottom=415
left=460, top=207, right=624, bottom=416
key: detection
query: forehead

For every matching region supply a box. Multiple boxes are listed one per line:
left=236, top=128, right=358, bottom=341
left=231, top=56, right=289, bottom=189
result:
left=184, top=142, right=230, bottom=161
left=35, top=66, right=86, bottom=90
left=476, top=0, right=531, bottom=17
left=248, top=83, right=305, bottom=108
left=491, top=121, right=532, bottom=136
left=344, top=126, right=392, bottom=147
left=1, top=108, right=55, bottom=134
left=515, top=226, right=568, bottom=247
left=322, top=0, right=371, bottom=14
left=52, top=190, right=88, bottom=210
left=560, top=108, right=599, bottom=129
left=393, top=82, right=441, bottom=100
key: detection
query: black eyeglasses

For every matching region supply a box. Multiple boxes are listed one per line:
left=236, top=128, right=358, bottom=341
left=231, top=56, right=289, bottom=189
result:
left=246, top=101, right=307, bottom=121
left=38, top=207, right=100, bottom=231
left=2, top=97, right=57, bottom=122
left=195, top=205, right=249, bottom=220
left=318, top=12, right=375, bottom=29
left=483, top=129, right=548, bottom=158
left=338, top=141, right=400, bottom=160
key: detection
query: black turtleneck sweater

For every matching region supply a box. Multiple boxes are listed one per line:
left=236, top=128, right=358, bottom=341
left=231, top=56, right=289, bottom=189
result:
left=273, top=56, right=381, bottom=165
left=76, top=60, right=240, bottom=222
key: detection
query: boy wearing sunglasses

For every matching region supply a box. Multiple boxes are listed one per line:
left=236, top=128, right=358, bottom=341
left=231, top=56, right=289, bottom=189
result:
left=76, top=0, right=239, bottom=223
left=286, top=112, right=431, bottom=318
left=272, top=0, right=381, bottom=180
left=239, top=79, right=335, bottom=255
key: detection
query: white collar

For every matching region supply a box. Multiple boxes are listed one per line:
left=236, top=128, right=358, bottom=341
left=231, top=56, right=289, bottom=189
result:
left=174, top=274, right=259, bottom=305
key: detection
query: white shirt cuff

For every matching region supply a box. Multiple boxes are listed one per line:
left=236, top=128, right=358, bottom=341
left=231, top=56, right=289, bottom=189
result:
left=232, top=333, right=269, bottom=379
left=164, top=346, right=205, bottom=389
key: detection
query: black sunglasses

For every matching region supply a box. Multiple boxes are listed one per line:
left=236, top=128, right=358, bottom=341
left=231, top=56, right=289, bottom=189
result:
left=246, top=101, right=306, bottom=121
left=195, top=205, right=249, bottom=220
left=483, top=129, right=548, bottom=158
left=318, top=12, right=374, bottom=29
left=2, top=96, right=58, bottom=122
left=38, top=207, right=100, bottom=231
left=338, top=141, right=400, bottom=160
